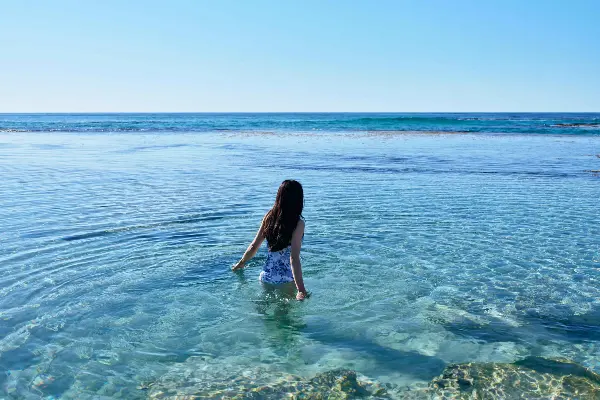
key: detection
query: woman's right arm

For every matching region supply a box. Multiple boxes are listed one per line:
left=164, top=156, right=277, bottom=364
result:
left=232, top=218, right=266, bottom=271
left=290, top=219, right=307, bottom=300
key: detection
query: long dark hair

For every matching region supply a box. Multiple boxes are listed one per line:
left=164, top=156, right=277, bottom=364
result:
left=263, top=180, right=304, bottom=252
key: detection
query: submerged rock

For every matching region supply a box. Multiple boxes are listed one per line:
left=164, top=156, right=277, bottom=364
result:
left=427, top=357, right=600, bottom=399
left=146, top=360, right=390, bottom=399
left=146, top=356, right=600, bottom=399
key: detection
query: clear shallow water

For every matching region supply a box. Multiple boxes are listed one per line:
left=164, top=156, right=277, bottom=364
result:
left=1, top=114, right=600, bottom=398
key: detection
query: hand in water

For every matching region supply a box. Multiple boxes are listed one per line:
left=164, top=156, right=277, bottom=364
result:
left=296, top=291, right=309, bottom=301
left=231, top=262, right=245, bottom=271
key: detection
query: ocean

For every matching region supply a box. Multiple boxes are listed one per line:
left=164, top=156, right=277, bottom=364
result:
left=1, top=113, right=599, bottom=398
left=2, top=112, right=600, bottom=134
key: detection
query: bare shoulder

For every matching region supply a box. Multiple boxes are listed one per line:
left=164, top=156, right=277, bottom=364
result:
left=260, top=211, right=271, bottom=226
left=293, top=219, right=305, bottom=237
left=262, top=210, right=271, bottom=222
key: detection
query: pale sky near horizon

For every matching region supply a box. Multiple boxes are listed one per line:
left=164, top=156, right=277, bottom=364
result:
left=1, top=0, right=599, bottom=112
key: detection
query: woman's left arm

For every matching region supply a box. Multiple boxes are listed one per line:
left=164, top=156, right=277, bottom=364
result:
left=232, top=218, right=266, bottom=271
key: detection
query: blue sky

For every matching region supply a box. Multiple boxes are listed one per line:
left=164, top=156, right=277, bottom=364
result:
left=1, top=0, right=599, bottom=112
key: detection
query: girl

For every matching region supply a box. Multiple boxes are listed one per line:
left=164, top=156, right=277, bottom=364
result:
left=232, top=180, right=308, bottom=301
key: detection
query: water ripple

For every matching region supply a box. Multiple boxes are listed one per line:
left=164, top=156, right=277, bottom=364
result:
left=0, top=129, right=599, bottom=398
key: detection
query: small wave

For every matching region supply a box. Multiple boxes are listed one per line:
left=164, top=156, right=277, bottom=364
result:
left=121, top=143, right=196, bottom=153
left=552, top=123, right=600, bottom=128
left=60, top=211, right=246, bottom=242
left=366, top=130, right=470, bottom=136
left=277, top=163, right=577, bottom=178
left=348, top=116, right=467, bottom=124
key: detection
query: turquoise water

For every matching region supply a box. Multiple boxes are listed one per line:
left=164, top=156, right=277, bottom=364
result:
left=2, top=112, right=600, bottom=134
left=1, top=114, right=600, bottom=398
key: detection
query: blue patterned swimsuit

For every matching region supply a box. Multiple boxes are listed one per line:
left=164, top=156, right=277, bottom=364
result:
left=259, top=245, right=294, bottom=284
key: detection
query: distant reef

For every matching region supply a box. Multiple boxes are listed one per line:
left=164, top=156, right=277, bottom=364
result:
left=552, top=123, right=600, bottom=128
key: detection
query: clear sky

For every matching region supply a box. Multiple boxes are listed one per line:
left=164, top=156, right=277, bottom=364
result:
left=1, top=0, right=599, bottom=112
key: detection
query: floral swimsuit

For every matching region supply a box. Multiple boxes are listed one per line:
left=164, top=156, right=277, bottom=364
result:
left=259, top=245, right=294, bottom=284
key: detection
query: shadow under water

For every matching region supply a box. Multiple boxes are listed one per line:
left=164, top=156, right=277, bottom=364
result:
left=299, top=319, right=447, bottom=382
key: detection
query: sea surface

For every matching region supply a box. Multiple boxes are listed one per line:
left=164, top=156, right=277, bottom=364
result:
left=1, top=113, right=600, bottom=398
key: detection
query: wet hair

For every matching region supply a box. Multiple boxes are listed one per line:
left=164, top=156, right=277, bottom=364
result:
left=263, top=180, right=304, bottom=252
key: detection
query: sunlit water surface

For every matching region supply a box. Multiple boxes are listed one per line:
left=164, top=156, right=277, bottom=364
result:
left=1, top=127, right=599, bottom=398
